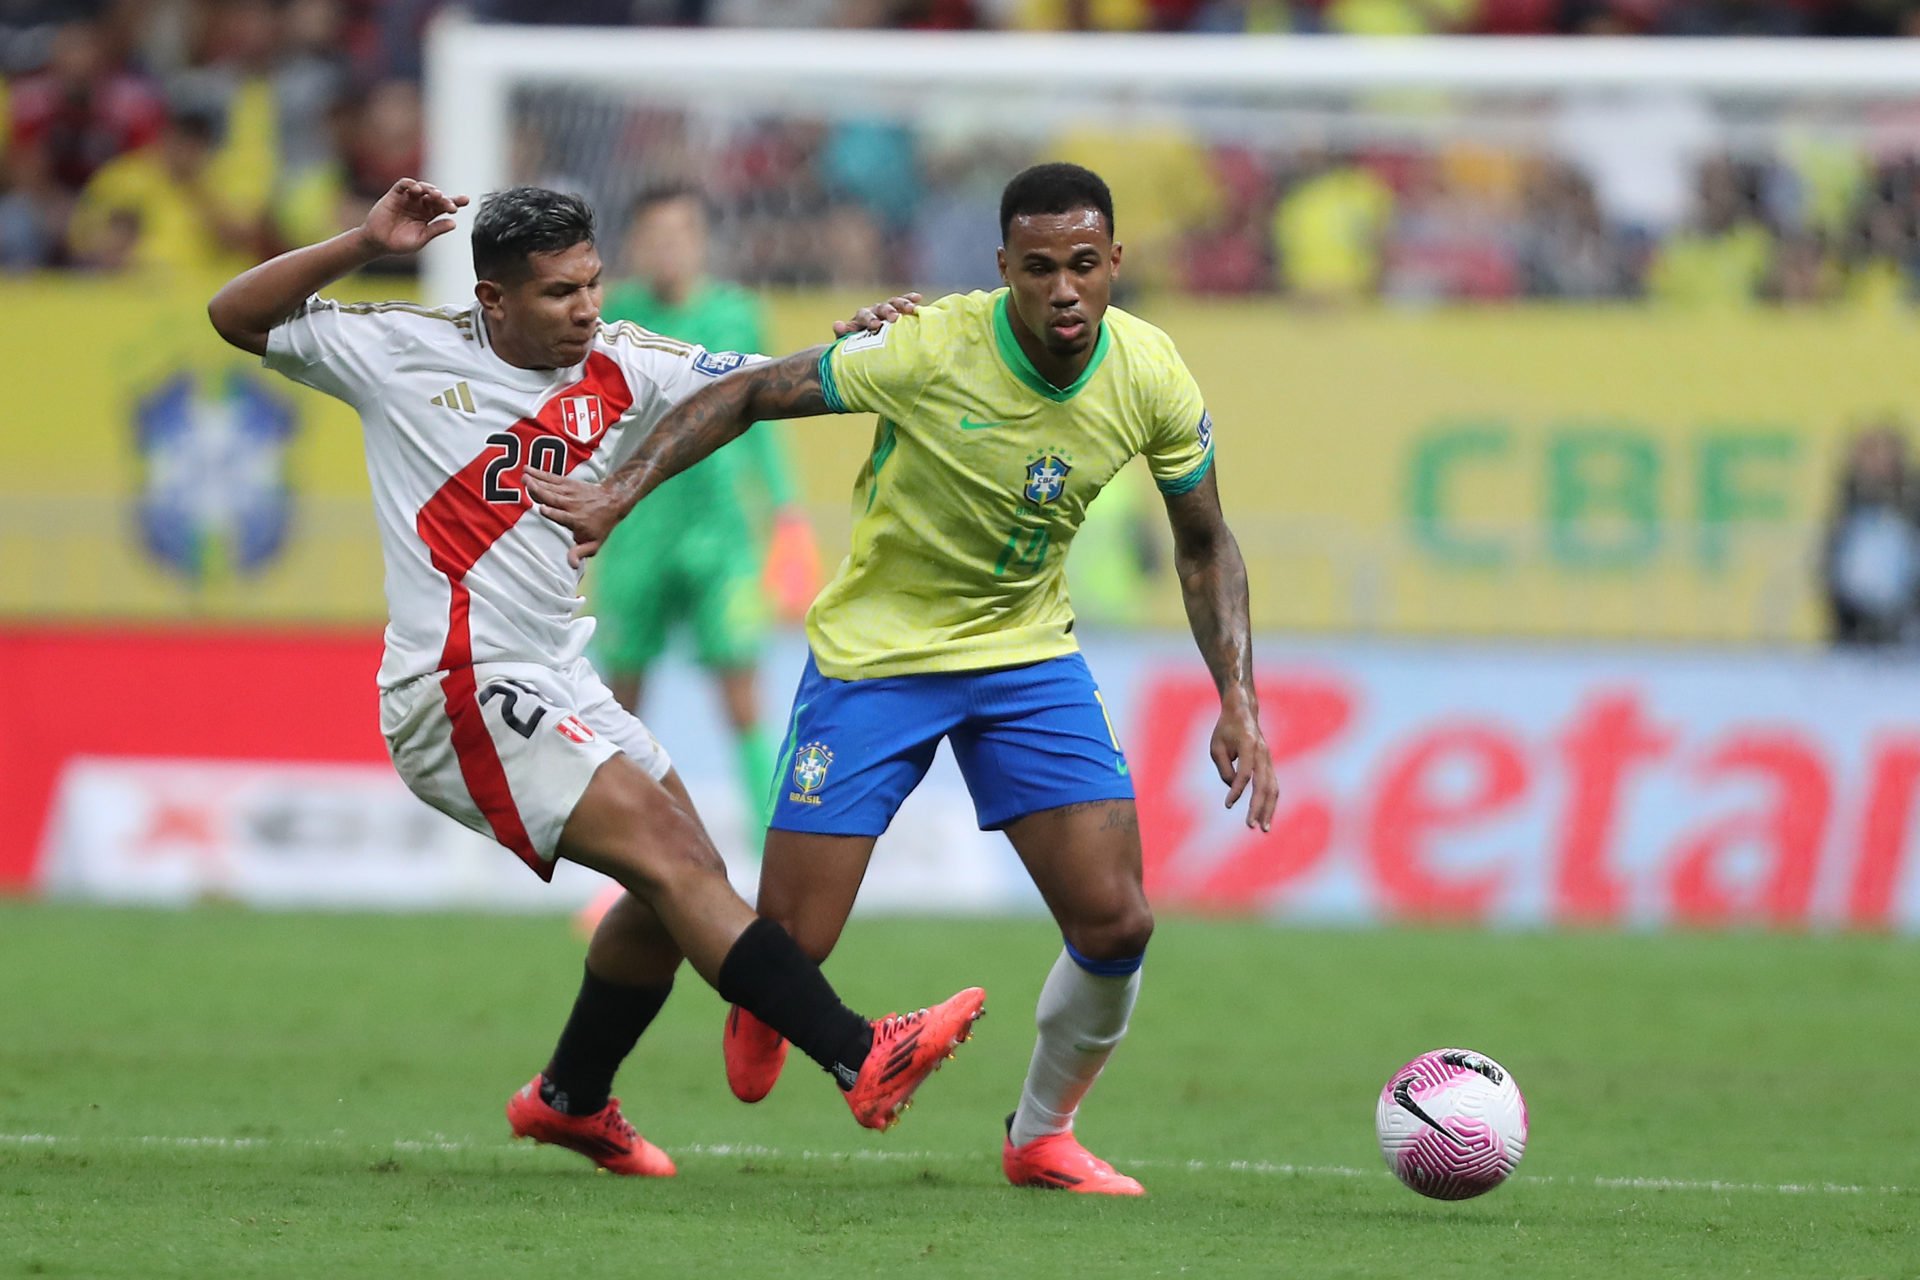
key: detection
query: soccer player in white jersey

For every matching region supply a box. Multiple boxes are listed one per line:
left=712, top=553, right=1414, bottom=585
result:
left=206, top=178, right=985, bottom=1177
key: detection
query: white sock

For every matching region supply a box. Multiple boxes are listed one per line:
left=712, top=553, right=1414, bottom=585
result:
left=1008, top=947, right=1141, bottom=1149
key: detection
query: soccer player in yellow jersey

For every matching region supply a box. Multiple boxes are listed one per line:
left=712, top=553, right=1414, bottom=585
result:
left=528, top=163, right=1278, bottom=1195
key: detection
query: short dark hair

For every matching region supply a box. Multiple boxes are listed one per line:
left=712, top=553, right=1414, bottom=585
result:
left=471, top=186, right=596, bottom=283
left=999, top=162, right=1115, bottom=241
left=628, top=183, right=708, bottom=224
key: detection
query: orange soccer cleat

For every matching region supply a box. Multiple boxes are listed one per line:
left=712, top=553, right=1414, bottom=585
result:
left=1002, top=1116, right=1146, bottom=1196
left=723, top=1004, right=790, bottom=1103
left=506, top=1075, right=677, bottom=1177
left=573, top=881, right=624, bottom=939
left=843, top=987, right=987, bottom=1131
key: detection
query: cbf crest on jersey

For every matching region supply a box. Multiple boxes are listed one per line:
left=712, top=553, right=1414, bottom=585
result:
left=556, top=394, right=604, bottom=444
left=789, top=742, right=834, bottom=806
left=1023, top=453, right=1073, bottom=506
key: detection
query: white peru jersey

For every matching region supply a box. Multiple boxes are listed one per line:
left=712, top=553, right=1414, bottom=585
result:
left=264, top=297, right=756, bottom=690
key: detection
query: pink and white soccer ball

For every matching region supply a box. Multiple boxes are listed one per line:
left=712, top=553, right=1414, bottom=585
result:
left=1375, top=1048, right=1528, bottom=1200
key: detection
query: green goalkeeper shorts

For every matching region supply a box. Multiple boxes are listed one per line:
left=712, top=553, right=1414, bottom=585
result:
left=590, top=527, right=769, bottom=675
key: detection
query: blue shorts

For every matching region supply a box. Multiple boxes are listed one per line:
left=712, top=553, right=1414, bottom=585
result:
left=768, top=651, right=1135, bottom=836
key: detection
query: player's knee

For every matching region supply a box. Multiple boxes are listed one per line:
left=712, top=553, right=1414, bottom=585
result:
left=739, top=869, right=833, bottom=959
left=572, top=767, right=729, bottom=898
left=748, top=888, right=833, bottom=961
left=750, top=876, right=802, bottom=928
left=616, top=835, right=727, bottom=900
left=581, top=788, right=728, bottom=899
left=1063, top=902, right=1154, bottom=965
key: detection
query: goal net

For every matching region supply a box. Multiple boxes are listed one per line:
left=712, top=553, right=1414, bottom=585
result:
left=423, top=24, right=1920, bottom=307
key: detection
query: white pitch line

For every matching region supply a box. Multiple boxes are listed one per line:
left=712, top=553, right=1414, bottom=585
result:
left=0, top=1133, right=1906, bottom=1197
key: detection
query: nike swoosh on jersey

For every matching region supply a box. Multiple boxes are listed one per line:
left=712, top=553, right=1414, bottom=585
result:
left=958, top=416, right=1012, bottom=430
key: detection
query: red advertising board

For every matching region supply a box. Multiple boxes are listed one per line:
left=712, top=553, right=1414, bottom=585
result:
left=0, top=625, right=388, bottom=889
left=1129, top=668, right=1920, bottom=929
left=7, top=625, right=1919, bottom=930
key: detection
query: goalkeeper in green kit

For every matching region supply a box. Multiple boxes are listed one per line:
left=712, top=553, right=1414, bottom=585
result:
left=585, top=186, right=820, bottom=899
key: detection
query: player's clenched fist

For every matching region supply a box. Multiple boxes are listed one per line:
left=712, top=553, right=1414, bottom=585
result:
left=360, top=178, right=471, bottom=256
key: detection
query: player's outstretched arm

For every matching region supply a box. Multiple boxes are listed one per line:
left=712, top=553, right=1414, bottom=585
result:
left=1163, top=469, right=1278, bottom=831
left=207, top=178, right=468, bottom=356
left=526, top=347, right=835, bottom=565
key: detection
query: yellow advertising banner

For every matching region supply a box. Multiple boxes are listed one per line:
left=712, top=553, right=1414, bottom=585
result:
left=0, top=273, right=384, bottom=623
left=773, top=296, right=1906, bottom=643
left=1, top=275, right=1906, bottom=643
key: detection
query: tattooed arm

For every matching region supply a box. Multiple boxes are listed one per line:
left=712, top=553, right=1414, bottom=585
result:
left=524, top=347, right=833, bottom=564
left=1162, top=468, right=1277, bottom=830
left=611, top=347, right=832, bottom=513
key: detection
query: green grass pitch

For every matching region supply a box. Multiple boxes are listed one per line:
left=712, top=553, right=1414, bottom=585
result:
left=2, top=903, right=1915, bottom=1278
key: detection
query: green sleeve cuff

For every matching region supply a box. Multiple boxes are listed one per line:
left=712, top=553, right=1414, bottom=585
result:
left=817, top=337, right=849, bottom=414
left=1156, top=448, right=1214, bottom=496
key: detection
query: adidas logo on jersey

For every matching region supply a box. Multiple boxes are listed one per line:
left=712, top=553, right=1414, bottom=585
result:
left=430, top=382, right=476, bottom=413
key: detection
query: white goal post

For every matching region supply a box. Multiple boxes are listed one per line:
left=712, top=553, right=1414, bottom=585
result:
left=421, top=15, right=1920, bottom=304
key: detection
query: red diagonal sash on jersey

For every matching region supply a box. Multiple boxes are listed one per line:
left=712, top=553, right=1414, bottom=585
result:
left=414, top=351, right=634, bottom=878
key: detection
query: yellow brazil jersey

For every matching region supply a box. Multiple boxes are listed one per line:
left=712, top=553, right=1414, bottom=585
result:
left=811, top=288, right=1214, bottom=679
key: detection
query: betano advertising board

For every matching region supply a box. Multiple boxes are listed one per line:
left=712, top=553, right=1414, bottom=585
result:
left=8, top=628, right=1918, bottom=931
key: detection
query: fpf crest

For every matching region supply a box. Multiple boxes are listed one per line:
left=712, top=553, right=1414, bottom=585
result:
left=556, top=394, right=604, bottom=444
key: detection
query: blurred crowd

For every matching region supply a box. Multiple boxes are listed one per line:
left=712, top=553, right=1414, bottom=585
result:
left=515, top=96, right=1920, bottom=307
left=10, top=0, right=1920, bottom=304
left=0, top=0, right=433, bottom=272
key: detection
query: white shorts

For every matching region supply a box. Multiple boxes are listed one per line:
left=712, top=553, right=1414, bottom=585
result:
left=381, top=655, right=672, bottom=880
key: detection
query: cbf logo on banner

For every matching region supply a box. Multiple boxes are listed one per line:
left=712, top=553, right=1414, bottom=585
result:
left=135, top=368, right=296, bottom=584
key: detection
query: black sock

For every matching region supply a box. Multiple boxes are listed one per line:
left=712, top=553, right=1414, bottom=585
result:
left=540, top=964, right=674, bottom=1115
left=716, top=918, right=873, bottom=1089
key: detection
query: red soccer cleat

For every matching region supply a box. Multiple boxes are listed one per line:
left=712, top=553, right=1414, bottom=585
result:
left=506, top=1074, right=677, bottom=1177
left=843, top=987, right=987, bottom=1131
left=724, top=1004, right=789, bottom=1103
left=1003, top=1117, right=1146, bottom=1196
